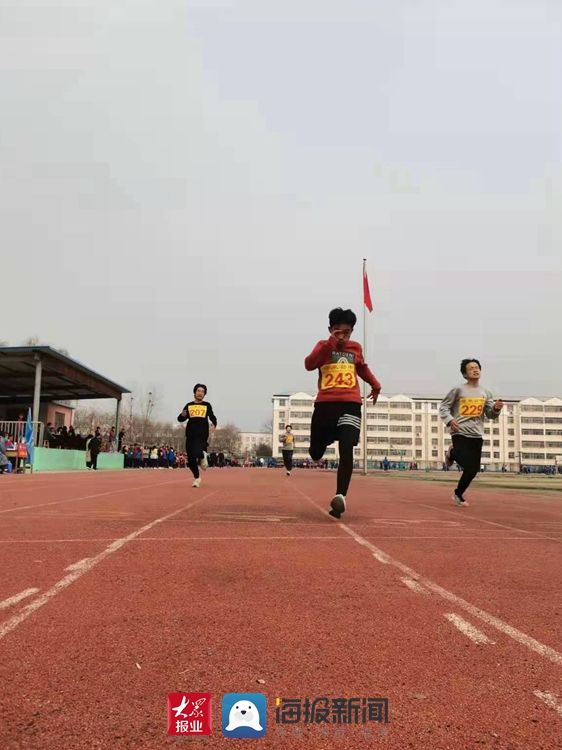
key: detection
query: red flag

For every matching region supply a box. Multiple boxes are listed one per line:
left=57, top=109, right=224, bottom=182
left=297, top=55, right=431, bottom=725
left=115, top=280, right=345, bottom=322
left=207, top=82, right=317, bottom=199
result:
left=363, top=264, right=373, bottom=312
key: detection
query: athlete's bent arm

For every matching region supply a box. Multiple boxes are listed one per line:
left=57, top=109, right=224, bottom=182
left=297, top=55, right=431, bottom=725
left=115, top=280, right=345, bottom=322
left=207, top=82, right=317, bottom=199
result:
left=439, top=389, right=458, bottom=427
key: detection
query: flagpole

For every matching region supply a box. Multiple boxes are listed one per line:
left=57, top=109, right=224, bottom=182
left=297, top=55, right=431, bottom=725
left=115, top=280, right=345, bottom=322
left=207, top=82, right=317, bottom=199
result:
left=362, top=258, right=368, bottom=476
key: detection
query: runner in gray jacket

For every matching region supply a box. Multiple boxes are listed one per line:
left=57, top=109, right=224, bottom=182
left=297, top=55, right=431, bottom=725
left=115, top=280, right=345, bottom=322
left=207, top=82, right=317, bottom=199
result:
left=439, top=359, right=503, bottom=507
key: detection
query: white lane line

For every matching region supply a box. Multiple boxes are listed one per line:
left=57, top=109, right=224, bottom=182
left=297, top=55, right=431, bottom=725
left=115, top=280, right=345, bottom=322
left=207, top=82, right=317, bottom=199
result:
left=0, top=588, right=40, bottom=611
left=0, top=478, right=191, bottom=515
left=0, top=536, right=355, bottom=543
left=368, top=519, right=463, bottom=527
left=0, top=492, right=215, bottom=642
left=0, top=534, right=551, bottom=541
left=444, top=613, right=494, bottom=645
left=401, top=577, right=428, bottom=595
left=0, top=476, right=151, bottom=498
left=372, top=550, right=391, bottom=564
left=294, top=486, right=562, bottom=668
left=0, top=482, right=61, bottom=494
left=65, top=558, right=91, bottom=572
left=390, top=493, right=562, bottom=546
left=533, top=691, right=562, bottom=718
left=208, top=513, right=298, bottom=521
left=377, top=535, right=552, bottom=541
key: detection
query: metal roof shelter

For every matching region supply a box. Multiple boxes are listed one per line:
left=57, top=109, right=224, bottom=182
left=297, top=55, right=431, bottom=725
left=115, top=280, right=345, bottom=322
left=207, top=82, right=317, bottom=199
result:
left=0, top=346, right=130, bottom=429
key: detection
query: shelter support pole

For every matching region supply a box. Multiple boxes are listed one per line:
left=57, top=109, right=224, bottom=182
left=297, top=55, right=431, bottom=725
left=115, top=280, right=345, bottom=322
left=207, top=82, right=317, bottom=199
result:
left=115, top=397, right=121, bottom=450
left=32, top=354, right=42, bottom=424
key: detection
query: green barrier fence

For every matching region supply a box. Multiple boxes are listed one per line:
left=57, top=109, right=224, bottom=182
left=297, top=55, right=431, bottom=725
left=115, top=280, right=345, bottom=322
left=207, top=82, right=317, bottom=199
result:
left=32, top=448, right=124, bottom=472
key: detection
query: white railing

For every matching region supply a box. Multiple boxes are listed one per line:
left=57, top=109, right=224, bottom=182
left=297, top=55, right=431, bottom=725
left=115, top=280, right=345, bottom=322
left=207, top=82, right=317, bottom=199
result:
left=0, top=420, right=44, bottom=448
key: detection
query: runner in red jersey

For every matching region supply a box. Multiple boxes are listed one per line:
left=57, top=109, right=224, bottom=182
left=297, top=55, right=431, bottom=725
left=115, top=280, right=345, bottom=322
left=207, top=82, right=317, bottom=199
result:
left=305, top=307, right=381, bottom=519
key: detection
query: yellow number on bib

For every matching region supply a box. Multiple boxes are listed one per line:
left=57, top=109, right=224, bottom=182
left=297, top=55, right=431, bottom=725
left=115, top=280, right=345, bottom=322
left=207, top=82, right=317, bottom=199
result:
left=188, top=404, right=208, bottom=419
left=320, top=363, right=356, bottom=390
left=459, top=397, right=485, bottom=418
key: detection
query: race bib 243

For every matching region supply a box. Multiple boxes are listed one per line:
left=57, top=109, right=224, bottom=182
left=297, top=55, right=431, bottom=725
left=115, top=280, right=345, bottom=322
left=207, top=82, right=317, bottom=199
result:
left=320, top=362, right=356, bottom=390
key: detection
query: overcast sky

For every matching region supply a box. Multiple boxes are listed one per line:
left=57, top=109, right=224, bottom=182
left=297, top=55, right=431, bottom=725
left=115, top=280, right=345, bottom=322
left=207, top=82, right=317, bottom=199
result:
left=2, top=0, right=561, bottom=430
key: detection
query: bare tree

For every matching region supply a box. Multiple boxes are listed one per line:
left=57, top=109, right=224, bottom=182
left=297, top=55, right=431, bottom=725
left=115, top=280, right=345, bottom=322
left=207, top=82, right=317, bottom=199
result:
left=20, top=336, right=70, bottom=356
left=261, top=418, right=273, bottom=433
left=123, top=394, right=136, bottom=440
left=73, top=407, right=102, bottom=436
left=139, top=387, right=159, bottom=443
left=255, top=441, right=272, bottom=457
left=73, top=403, right=185, bottom=450
left=140, top=386, right=161, bottom=415
left=210, top=423, right=241, bottom=455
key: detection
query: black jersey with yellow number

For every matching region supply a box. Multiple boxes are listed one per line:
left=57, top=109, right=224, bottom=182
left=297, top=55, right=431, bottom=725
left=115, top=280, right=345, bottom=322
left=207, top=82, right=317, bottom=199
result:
left=177, top=401, right=217, bottom=440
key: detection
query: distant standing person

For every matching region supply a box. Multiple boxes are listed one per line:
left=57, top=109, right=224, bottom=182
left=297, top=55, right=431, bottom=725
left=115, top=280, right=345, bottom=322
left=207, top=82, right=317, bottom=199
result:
left=0, top=431, right=9, bottom=474
left=439, top=358, right=503, bottom=507
left=281, top=425, right=295, bottom=476
left=86, top=433, right=101, bottom=470
left=118, top=428, right=125, bottom=451
left=177, top=384, right=218, bottom=488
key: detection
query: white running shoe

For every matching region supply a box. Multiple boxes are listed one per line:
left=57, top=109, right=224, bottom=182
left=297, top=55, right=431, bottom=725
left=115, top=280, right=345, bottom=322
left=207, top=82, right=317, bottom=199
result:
left=200, top=452, right=208, bottom=471
left=452, top=491, right=468, bottom=507
left=192, top=478, right=201, bottom=488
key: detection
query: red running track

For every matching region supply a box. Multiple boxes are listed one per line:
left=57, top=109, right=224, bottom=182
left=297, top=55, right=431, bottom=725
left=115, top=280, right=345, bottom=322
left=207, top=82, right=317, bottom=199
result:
left=0, top=468, right=561, bottom=749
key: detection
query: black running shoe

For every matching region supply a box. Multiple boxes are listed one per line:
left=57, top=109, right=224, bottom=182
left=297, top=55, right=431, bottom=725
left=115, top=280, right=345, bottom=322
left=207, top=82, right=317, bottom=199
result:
left=329, top=494, right=346, bottom=519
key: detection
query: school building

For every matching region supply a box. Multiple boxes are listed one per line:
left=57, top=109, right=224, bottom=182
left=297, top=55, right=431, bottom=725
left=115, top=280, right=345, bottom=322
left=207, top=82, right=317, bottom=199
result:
left=271, top=392, right=562, bottom=471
